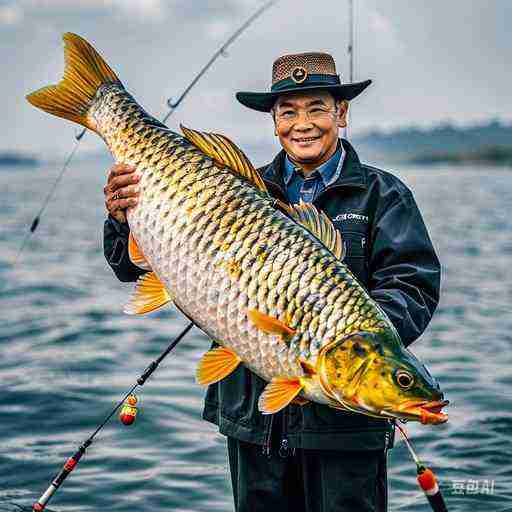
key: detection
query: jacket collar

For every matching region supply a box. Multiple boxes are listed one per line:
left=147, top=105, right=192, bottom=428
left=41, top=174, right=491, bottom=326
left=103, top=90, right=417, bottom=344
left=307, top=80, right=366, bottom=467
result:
left=261, top=138, right=368, bottom=198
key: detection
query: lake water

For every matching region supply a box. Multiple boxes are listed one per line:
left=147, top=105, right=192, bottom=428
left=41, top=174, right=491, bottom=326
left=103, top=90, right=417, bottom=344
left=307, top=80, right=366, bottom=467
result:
left=1, top=158, right=511, bottom=511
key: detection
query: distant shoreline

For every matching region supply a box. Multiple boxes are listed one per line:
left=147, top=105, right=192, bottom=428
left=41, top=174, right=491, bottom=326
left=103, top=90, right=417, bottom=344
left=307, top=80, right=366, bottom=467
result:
left=0, top=152, right=39, bottom=167
left=409, top=146, right=512, bottom=166
left=354, top=119, right=512, bottom=167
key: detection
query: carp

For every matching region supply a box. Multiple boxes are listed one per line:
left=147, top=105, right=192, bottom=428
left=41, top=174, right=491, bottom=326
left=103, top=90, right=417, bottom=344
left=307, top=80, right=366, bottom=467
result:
left=27, top=33, right=448, bottom=425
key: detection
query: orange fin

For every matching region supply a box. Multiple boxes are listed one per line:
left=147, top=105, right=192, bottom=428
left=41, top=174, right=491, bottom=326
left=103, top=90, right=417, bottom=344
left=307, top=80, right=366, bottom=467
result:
left=128, top=232, right=151, bottom=270
left=180, top=125, right=268, bottom=194
left=26, top=33, right=120, bottom=132
left=196, top=347, right=242, bottom=385
left=247, top=309, right=296, bottom=337
left=124, top=272, right=172, bottom=315
left=259, top=377, right=304, bottom=414
left=289, top=200, right=345, bottom=261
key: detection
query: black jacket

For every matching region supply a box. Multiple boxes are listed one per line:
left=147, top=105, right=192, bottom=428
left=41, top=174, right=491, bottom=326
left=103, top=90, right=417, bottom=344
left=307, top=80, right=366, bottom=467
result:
left=103, top=138, right=441, bottom=452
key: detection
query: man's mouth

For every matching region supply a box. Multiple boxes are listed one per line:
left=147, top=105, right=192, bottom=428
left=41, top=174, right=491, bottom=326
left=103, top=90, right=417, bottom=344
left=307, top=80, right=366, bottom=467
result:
left=397, top=399, right=450, bottom=425
left=292, top=135, right=321, bottom=144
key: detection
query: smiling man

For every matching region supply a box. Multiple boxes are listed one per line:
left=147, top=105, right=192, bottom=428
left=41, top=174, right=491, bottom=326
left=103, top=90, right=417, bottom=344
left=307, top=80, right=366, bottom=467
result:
left=102, top=52, right=441, bottom=511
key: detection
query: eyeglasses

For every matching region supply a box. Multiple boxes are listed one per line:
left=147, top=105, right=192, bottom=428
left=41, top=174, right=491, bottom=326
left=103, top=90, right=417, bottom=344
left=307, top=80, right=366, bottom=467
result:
left=274, top=106, right=338, bottom=127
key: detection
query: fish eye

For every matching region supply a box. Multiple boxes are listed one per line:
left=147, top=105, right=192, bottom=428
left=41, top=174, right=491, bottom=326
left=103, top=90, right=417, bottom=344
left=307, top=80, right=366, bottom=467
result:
left=395, top=370, right=414, bottom=389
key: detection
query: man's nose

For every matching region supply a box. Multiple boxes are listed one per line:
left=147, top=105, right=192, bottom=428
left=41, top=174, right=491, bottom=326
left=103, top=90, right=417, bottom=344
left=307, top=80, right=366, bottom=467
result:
left=293, top=118, right=315, bottom=131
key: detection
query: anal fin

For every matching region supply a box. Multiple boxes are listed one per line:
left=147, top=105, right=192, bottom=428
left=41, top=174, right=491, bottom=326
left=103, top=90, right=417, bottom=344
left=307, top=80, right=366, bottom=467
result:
left=196, top=347, right=242, bottom=385
left=258, top=377, right=304, bottom=414
left=124, top=271, right=172, bottom=315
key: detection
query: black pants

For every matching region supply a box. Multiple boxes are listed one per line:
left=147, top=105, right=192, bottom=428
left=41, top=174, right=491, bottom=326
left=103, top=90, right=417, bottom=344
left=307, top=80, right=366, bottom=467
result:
left=227, top=436, right=388, bottom=512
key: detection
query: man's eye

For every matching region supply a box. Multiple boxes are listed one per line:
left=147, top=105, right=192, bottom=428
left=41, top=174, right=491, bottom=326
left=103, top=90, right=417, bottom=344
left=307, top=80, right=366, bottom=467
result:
left=280, top=111, right=296, bottom=118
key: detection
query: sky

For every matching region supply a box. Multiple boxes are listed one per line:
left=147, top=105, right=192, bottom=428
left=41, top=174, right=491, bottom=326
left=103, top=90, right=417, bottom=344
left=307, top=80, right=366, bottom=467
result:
left=1, top=0, right=510, bottom=157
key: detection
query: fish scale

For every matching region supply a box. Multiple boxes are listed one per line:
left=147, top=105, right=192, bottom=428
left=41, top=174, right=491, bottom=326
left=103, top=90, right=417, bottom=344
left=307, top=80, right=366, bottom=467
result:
left=27, top=33, right=449, bottom=423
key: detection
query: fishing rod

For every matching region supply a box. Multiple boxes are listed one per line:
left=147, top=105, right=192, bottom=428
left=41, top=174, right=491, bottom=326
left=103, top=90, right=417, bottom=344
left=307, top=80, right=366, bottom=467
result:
left=12, top=0, right=278, bottom=267
left=395, top=421, right=449, bottom=512
left=163, top=0, right=278, bottom=123
left=346, top=0, right=353, bottom=139
left=32, top=321, right=194, bottom=512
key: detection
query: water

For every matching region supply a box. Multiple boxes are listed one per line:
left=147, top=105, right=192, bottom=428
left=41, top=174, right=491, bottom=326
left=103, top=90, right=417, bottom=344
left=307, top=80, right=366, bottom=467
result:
left=1, top=159, right=511, bottom=511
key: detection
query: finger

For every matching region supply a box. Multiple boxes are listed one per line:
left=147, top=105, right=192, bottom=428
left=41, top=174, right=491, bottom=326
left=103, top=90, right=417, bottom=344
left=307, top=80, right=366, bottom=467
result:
left=111, top=162, right=136, bottom=176
left=111, top=197, right=138, bottom=211
left=109, top=173, right=140, bottom=192
left=116, top=184, right=140, bottom=199
left=107, top=163, right=130, bottom=183
left=107, top=185, right=139, bottom=206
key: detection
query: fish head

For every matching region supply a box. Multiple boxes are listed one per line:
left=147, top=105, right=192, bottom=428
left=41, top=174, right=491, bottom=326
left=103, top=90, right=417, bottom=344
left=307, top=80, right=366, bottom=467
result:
left=317, top=331, right=449, bottom=425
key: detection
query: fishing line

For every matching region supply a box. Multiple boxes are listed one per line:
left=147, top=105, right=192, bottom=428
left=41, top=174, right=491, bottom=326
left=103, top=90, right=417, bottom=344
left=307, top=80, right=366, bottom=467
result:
left=32, top=321, right=194, bottom=512
left=10, top=3, right=279, bottom=509
left=11, top=128, right=85, bottom=267
left=395, top=421, right=449, bottom=512
left=11, top=0, right=278, bottom=268
left=163, top=0, right=277, bottom=123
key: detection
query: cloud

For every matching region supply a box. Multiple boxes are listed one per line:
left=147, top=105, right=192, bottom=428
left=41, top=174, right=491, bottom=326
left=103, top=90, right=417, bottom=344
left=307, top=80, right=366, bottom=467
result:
left=108, top=0, right=165, bottom=21
left=367, top=9, right=403, bottom=53
left=0, top=3, right=23, bottom=25
left=19, top=0, right=166, bottom=22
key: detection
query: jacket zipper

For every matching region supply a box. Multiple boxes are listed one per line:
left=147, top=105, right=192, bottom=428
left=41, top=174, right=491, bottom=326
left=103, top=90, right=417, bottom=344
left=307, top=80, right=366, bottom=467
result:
left=262, top=414, right=274, bottom=458
left=278, top=409, right=295, bottom=458
left=384, top=420, right=394, bottom=451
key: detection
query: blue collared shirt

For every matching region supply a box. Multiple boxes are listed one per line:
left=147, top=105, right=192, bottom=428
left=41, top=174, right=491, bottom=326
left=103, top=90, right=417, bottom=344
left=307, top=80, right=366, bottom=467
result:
left=283, top=142, right=345, bottom=204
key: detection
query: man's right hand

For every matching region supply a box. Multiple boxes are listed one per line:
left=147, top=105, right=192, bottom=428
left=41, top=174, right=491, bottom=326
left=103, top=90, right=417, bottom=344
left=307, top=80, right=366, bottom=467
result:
left=104, top=163, right=140, bottom=223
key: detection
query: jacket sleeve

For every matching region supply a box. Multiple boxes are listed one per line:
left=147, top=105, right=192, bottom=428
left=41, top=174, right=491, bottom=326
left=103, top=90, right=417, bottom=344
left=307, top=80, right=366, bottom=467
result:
left=368, top=190, right=441, bottom=347
left=103, top=216, right=146, bottom=282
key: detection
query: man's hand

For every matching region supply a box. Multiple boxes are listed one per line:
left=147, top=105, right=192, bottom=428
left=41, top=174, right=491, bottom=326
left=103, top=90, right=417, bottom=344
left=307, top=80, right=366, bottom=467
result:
left=104, top=163, right=140, bottom=223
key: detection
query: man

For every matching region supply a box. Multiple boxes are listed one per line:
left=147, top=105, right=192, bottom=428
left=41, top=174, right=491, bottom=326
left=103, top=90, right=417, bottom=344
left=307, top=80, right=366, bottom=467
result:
left=103, top=52, right=440, bottom=511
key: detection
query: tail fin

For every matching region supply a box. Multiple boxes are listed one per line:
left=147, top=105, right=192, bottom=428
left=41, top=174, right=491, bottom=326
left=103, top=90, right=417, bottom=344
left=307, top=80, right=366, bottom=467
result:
left=26, top=32, right=120, bottom=131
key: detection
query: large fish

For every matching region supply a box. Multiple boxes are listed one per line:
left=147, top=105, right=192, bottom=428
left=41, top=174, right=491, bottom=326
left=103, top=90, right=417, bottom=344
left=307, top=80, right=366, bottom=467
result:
left=27, top=33, right=448, bottom=424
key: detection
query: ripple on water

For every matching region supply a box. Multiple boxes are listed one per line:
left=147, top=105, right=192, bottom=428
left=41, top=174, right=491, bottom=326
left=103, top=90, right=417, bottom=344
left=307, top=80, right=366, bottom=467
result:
left=1, top=163, right=512, bottom=511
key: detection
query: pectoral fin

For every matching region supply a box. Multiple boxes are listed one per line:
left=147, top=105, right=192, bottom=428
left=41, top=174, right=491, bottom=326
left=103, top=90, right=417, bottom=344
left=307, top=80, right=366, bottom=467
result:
left=128, top=232, right=151, bottom=270
left=247, top=309, right=296, bottom=337
left=258, top=377, right=304, bottom=414
left=196, top=346, right=242, bottom=385
left=124, top=272, right=172, bottom=315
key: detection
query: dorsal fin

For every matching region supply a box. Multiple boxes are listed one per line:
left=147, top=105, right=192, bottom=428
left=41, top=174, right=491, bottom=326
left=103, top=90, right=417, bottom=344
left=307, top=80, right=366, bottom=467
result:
left=288, top=200, right=345, bottom=260
left=180, top=125, right=268, bottom=193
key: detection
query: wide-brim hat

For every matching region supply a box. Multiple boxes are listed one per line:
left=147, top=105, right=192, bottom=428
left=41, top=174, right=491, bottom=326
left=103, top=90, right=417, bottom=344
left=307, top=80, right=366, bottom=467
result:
left=236, top=52, right=371, bottom=113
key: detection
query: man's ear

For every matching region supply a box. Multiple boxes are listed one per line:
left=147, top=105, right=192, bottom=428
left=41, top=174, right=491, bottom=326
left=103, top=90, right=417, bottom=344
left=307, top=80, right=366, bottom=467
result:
left=336, top=100, right=349, bottom=128
left=270, top=110, right=278, bottom=136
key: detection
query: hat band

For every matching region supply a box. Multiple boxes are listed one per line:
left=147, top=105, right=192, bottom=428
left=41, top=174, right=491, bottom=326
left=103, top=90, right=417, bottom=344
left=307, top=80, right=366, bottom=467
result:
left=271, top=74, right=341, bottom=92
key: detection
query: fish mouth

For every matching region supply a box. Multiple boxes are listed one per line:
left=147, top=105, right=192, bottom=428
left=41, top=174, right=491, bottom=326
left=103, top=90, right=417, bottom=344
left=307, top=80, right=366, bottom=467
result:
left=396, top=399, right=450, bottom=425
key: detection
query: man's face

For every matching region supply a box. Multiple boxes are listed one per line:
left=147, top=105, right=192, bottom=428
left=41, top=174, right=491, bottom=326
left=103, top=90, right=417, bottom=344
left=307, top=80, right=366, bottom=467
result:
left=272, top=90, right=348, bottom=171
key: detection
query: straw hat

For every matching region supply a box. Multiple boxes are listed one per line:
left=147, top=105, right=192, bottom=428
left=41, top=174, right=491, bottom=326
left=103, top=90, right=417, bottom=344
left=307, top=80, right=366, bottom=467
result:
left=236, top=51, right=371, bottom=112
